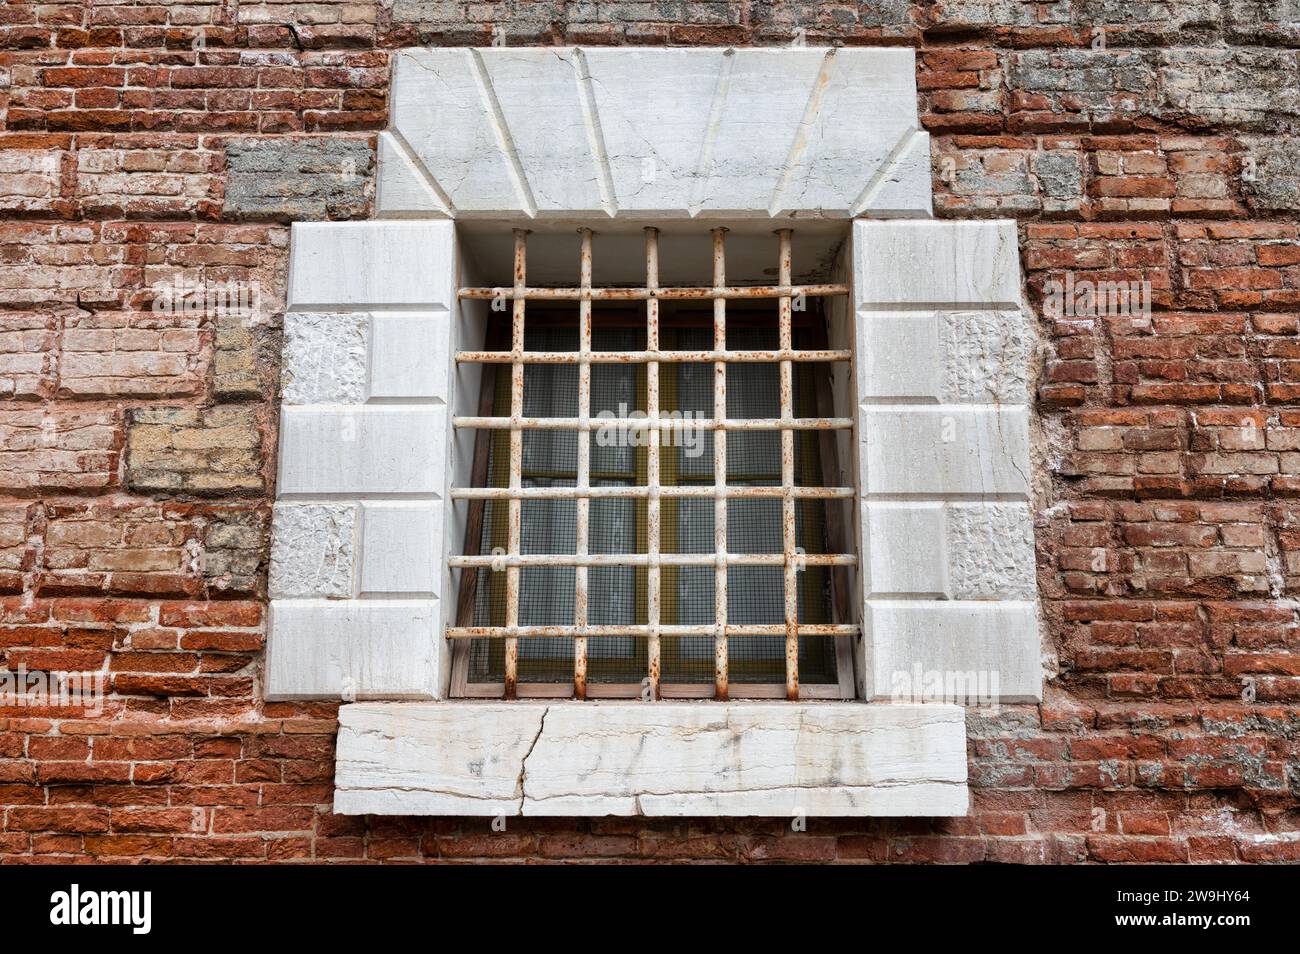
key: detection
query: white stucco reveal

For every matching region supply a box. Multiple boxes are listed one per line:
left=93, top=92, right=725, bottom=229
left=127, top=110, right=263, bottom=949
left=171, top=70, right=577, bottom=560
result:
left=334, top=703, right=969, bottom=816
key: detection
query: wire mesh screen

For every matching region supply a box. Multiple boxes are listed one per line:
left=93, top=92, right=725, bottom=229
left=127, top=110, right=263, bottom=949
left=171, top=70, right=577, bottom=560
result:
left=469, top=323, right=650, bottom=684
left=451, top=227, right=858, bottom=700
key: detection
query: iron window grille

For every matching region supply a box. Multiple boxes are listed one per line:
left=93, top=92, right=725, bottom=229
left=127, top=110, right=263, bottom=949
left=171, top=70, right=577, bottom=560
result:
left=448, top=227, right=859, bottom=701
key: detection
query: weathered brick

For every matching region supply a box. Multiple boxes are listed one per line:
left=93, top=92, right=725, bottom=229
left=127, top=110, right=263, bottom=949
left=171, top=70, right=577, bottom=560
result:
left=125, top=407, right=264, bottom=496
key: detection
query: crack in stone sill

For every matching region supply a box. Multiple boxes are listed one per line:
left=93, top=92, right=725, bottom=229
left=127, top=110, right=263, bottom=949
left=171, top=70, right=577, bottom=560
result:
left=516, top=705, right=548, bottom=813
left=524, top=778, right=965, bottom=801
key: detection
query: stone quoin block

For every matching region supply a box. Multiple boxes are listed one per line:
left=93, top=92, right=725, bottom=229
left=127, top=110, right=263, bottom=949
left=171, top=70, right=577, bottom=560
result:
left=857, top=309, right=1032, bottom=404
left=266, top=600, right=442, bottom=700
left=269, top=503, right=357, bottom=600
left=276, top=406, right=447, bottom=497
left=857, top=405, right=1032, bottom=497
left=863, top=601, right=1042, bottom=704
left=281, top=311, right=451, bottom=405
left=852, top=220, right=1022, bottom=307
left=281, top=311, right=369, bottom=405
left=358, top=502, right=443, bottom=596
left=287, top=221, right=455, bottom=309
left=367, top=313, right=451, bottom=401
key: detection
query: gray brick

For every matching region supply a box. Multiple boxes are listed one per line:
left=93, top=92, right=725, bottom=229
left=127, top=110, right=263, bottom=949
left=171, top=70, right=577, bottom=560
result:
left=223, top=138, right=374, bottom=222
left=1034, top=152, right=1084, bottom=198
left=1242, top=136, right=1300, bottom=211
left=1159, top=49, right=1300, bottom=131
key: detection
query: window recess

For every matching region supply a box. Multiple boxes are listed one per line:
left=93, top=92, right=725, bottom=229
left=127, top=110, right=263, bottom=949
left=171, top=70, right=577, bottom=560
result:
left=449, top=227, right=858, bottom=702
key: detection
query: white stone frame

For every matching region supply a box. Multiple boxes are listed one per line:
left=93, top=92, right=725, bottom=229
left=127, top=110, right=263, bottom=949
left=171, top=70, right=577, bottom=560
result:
left=268, top=47, right=1041, bottom=817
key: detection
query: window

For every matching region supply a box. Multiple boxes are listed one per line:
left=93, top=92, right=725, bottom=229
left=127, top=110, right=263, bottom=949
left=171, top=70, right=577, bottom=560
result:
left=276, top=46, right=1035, bottom=818
left=448, top=227, right=857, bottom=700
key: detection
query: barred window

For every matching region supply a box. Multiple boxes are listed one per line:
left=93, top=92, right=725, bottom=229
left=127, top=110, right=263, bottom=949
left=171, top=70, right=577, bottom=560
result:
left=448, top=227, right=858, bottom=701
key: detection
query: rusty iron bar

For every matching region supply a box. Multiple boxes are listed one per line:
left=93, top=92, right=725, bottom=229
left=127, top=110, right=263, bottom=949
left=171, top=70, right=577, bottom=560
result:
left=503, top=228, right=528, bottom=699
left=573, top=228, right=593, bottom=700
left=449, top=552, right=856, bottom=568
left=776, top=228, right=799, bottom=701
left=452, top=415, right=850, bottom=431
left=456, top=349, right=851, bottom=364
left=451, top=485, right=854, bottom=500
left=712, top=227, right=729, bottom=701
left=447, top=624, right=859, bottom=639
left=645, top=227, right=661, bottom=702
left=458, top=284, right=848, bottom=302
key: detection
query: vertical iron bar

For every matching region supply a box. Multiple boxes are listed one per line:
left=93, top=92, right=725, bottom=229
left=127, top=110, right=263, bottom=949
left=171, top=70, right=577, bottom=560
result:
left=504, top=228, right=528, bottom=699
left=574, top=228, right=593, bottom=700
left=712, top=227, right=729, bottom=701
left=777, top=228, right=798, bottom=700
left=644, top=227, right=661, bottom=701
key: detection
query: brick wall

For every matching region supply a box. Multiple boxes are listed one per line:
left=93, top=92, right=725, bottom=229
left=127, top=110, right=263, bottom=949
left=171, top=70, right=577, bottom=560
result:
left=2, top=1, right=1298, bottom=863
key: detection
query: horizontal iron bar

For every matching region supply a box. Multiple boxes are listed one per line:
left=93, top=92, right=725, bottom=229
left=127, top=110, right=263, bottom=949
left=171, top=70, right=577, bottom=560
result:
left=446, top=624, right=860, bottom=639
left=449, top=553, right=856, bottom=568
left=453, top=416, right=852, bottom=431
left=456, top=349, right=852, bottom=365
left=458, top=284, right=848, bottom=302
left=450, top=485, right=854, bottom=500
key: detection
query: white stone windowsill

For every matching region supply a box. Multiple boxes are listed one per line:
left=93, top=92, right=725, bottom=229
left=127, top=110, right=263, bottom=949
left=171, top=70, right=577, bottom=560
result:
left=333, top=701, right=969, bottom=817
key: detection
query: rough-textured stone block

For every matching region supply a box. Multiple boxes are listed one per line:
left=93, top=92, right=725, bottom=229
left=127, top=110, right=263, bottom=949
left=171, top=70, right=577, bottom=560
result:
left=269, top=503, right=357, bottom=599
left=223, top=138, right=374, bottom=221
left=865, top=601, right=1042, bottom=703
left=334, top=703, right=969, bottom=816
left=287, top=221, right=455, bottom=309
left=276, top=406, right=447, bottom=496
left=947, top=503, right=1037, bottom=600
left=202, top=506, right=267, bottom=597
left=281, top=312, right=368, bottom=405
left=266, top=599, right=441, bottom=700
left=213, top=310, right=271, bottom=402
left=125, top=407, right=263, bottom=496
left=1158, top=49, right=1300, bottom=131
left=280, top=311, right=450, bottom=405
